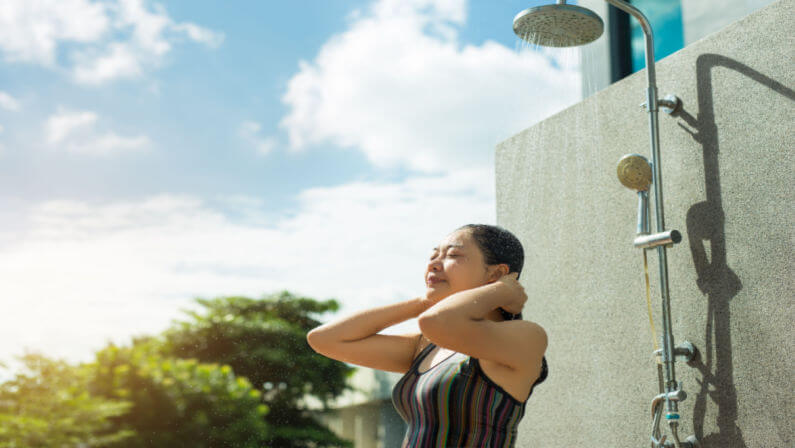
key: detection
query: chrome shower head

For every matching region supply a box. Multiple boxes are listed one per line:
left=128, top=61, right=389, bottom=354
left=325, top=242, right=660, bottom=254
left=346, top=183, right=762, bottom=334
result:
left=513, top=3, right=604, bottom=48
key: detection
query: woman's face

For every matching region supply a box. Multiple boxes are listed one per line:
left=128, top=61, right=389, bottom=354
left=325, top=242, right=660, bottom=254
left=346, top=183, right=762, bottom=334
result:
left=424, top=229, right=505, bottom=303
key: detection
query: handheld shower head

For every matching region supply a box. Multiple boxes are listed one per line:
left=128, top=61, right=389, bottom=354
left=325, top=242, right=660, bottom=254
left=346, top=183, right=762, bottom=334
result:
left=513, top=3, right=604, bottom=48
left=617, top=154, right=653, bottom=191
left=617, top=154, right=653, bottom=236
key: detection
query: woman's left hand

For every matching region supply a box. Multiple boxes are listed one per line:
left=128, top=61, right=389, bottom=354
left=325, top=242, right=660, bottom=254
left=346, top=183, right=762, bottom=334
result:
left=493, top=272, right=527, bottom=315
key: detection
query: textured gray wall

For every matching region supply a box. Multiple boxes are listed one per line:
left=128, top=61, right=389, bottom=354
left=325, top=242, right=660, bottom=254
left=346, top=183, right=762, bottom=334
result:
left=496, top=1, right=794, bottom=447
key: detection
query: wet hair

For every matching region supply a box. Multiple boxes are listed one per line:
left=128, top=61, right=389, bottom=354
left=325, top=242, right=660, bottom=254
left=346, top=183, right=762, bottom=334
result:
left=456, top=224, right=525, bottom=321
left=455, top=224, right=546, bottom=389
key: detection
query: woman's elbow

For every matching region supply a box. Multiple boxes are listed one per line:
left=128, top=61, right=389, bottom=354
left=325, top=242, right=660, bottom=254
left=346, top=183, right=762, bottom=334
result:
left=417, top=312, right=444, bottom=339
left=306, top=327, right=326, bottom=354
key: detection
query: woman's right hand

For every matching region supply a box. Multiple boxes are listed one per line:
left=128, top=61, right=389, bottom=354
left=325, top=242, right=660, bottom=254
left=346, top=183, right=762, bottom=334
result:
left=493, top=272, right=528, bottom=315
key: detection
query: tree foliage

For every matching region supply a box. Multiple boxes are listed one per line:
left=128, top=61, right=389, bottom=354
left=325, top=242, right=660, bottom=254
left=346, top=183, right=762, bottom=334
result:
left=0, top=291, right=354, bottom=447
left=161, top=291, right=355, bottom=448
left=88, top=339, right=270, bottom=447
left=0, top=353, right=132, bottom=448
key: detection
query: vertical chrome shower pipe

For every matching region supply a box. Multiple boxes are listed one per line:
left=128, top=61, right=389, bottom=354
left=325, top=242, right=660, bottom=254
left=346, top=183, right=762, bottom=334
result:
left=604, top=0, right=679, bottom=419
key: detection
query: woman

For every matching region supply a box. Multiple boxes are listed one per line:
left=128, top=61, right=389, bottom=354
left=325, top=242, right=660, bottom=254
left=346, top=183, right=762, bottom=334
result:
left=307, top=224, right=548, bottom=447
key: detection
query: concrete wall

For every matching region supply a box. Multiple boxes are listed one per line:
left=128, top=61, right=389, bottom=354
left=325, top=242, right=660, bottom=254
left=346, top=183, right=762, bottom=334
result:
left=496, top=1, right=794, bottom=446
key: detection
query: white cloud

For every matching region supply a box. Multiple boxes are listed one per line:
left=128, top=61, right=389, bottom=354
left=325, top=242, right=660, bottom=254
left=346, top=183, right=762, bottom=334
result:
left=173, top=23, right=224, bottom=48
left=280, top=0, right=580, bottom=172
left=87, top=133, right=150, bottom=154
left=239, top=121, right=277, bottom=156
left=113, top=0, right=173, bottom=56
left=72, top=43, right=143, bottom=84
left=0, top=91, right=21, bottom=111
left=44, top=108, right=150, bottom=155
left=0, top=0, right=224, bottom=84
left=45, top=110, right=98, bottom=144
left=0, top=0, right=109, bottom=66
left=0, top=170, right=494, bottom=364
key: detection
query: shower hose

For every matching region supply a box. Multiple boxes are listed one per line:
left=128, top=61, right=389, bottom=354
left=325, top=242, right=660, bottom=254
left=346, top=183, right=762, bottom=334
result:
left=643, top=249, right=666, bottom=395
left=642, top=248, right=660, bottom=356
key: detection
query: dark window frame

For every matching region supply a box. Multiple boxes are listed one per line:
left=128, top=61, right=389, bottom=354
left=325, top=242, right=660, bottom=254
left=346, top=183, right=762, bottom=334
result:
left=608, top=4, right=632, bottom=83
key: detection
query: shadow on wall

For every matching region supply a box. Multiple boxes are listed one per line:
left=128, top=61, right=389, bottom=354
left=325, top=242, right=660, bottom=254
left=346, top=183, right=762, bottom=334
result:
left=674, top=53, right=795, bottom=448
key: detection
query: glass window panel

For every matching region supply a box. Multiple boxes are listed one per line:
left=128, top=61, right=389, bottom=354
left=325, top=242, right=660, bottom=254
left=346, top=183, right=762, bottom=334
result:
left=630, top=0, right=685, bottom=72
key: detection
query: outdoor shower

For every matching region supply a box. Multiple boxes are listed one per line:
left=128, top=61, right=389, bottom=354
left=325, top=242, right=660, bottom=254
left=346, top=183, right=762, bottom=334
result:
left=514, top=1, right=699, bottom=447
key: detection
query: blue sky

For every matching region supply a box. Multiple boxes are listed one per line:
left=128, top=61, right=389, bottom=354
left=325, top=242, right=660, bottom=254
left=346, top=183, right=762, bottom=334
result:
left=1, top=0, right=551, bottom=208
left=0, top=0, right=581, bottom=369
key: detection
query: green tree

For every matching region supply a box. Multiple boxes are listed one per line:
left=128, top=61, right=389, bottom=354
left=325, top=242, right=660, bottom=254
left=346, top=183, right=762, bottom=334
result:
left=0, top=353, right=133, bottom=448
left=161, top=291, right=355, bottom=448
left=88, top=339, right=270, bottom=447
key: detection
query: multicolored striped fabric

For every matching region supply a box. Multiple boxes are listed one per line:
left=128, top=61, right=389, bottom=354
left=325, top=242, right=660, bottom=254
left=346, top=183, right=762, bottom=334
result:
left=391, top=342, right=547, bottom=447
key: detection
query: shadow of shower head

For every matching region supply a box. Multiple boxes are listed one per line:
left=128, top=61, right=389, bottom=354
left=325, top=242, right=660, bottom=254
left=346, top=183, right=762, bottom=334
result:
left=513, top=2, right=604, bottom=48
left=617, top=154, right=652, bottom=191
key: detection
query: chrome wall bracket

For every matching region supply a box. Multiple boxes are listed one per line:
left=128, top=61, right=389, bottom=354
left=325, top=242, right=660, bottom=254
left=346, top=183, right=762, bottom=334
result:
left=640, top=94, right=682, bottom=115
left=654, top=340, right=697, bottom=364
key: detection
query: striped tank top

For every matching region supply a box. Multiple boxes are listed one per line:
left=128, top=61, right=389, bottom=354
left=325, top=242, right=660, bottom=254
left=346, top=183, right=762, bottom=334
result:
left=391, top=342, right=548, bottom=447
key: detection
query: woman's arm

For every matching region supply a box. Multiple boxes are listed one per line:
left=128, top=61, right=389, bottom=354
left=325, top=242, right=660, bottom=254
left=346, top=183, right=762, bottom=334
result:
left=308, top=297, right=425, bottom=350
left=306, top=297, right=429, bottom=373
left=417, top=275, right=547, bottom=371
left=419, top=273, right=526, bottom=328
left=419, top=282, right=506, bottom=320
